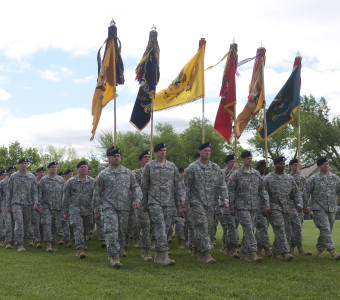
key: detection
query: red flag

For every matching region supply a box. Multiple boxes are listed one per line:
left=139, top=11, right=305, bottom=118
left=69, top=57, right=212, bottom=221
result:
left=214, top=43, right=238, bottom=144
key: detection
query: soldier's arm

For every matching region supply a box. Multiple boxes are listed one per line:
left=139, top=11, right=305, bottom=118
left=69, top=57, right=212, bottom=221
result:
left=7, top=177, right=13, bottom=208
left=62, top=180, right=71, bottom=215
left=218, top=170, right=229, bottom=207
left=302, top=176, right=314, bottom=210
left=130, top=172, right=142, bottom=205
left=31, top=178, right=39, bottom=205
left=228, top=173, right=237, bottom=211
left=174, top=167, right=185, bottom=210
left=184, top=167, right=194, bottom=208
left=141, top=164, right=150, bottom=207
left=259, top=175, right=270, bottom=210
left=93, top=176, right=104, bottom=214
left=291, top=179, right=303, bottom=208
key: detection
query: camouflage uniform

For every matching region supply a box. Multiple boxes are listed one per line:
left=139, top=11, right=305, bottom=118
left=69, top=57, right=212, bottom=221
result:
left=28, top=177, right=43, bottom=244
left=39, top=175, right=65, bottom=244
left=185, top=160, right=228, bottom=255
left=63, top=175, right=94, bottom=250
left=0, top=177, right=14, bottom=244
left=228, top=168, right=268, bottom=255
left=94, top=165, right=141, bottom=257
left=303, top=172, right=340, bottom=251
left=7, top=171, right=38, bottom=245
left=142, top=160, right=184, bottom=252
left=264, top=172, right=302, bottom=254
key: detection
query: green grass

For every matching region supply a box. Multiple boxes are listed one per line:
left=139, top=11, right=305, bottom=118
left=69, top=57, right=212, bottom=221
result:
left=0, top=221, right=340, bottom=299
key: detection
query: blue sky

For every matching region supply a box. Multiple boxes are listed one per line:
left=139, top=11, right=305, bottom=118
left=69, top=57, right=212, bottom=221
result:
left=0, top=0, right=339, bottom=157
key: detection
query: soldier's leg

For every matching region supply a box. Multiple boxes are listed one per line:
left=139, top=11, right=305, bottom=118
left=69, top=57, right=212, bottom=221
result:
left=313, top=210, right=336, bottom=251
left=174, top=215, right=185, bottom=241
left=148, top=203, right=169, bottom=252
left=290, top=208, right=302, bottom=247
left=12, top=204, right=26, bottom=245
left=118, top=210, right=130, bottom=256
left=61, top=216, right=71, bottom=244
left=42, top=208, right=53, bottom=243
left=223, top=207, right=239, bottom=250
left=31, top=210, right=41, bottom=243
left=83, top=214, right=93, bottom=247
left=237, top=210, right=257, bottom=254
left=269, top=210, right=290, bottom=254
left=103, top=207, right=120, bottom=257
left=95, top=217, right=105, bottom=242
left=255, top=209, right=271, bottom=248
left=70, top=211, right=86, bottom=250
left=185, top=210, right=196, bottom=251
left=22, top=205, right=31, bottom=244
left=191, top=203, right=211, bottom=255
left=0, top=208, right=5, bottom=244
left=137, top=208, right=151, bottom=249
left=132, top=207, right=140, bottom=241
left=3, top=209, right=13, bottom=244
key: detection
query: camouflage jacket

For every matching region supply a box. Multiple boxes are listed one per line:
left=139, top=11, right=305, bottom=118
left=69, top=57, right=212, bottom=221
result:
left=63, top=175, right=95, bottom=215
left=228, top=167, right=268, bottom=211
left=8, top=171, right=38, bottom=206
left=142, top=160, right=184, bottom=208
left=185, top=160, right=228, bottom=207
left=0, top=177, right=9, bottom=208
left=264, top=172, right=302, bottom=213
left=303, top=172, right=340, bottom=212
left=94, top=165, right=141, bottom=213
left=39, top=175, right=65, bottom=210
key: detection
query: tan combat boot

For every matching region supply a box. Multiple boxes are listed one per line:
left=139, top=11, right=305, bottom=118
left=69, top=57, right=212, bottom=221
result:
left=28, top=238, right=34, bottom=246
left=46, top=242, right=53, bottom=252
left=257, top=246, right=263, bottom=256
left=219, top=246, right=228, bottom=255
left=77, top=248, right=86, bottom=259
left=271, top=253, right=281, bottom=259
left=151, top=240, right=155, bottom=250
left=290, top=246, right=295, bottom=254
left=122, top=250, right=127, bottom=257
left=317, top=250, right=323, bottom=258
left=178, top=239, right=185, bottom=249
left=264, top=247, right=272, bottom=257
left=189, top=248, right=196, bottom=257
left=109, top=253, right=123, bottom=268
left=229, top=248, right=239, bottom=259
left=200, top=253, right=216, bottom=264
left=66, top=241, right=73, bottom=248
left=0, top=241, right=4, bottom=247
left=36, top=242, right=42, bottom=249
left=251, top=252, right=263, bottom=262
left=240, top=254, right=250, bottom=261
left=17, top=245, right=26, bottom=252
left=154, top=251, right=175, bottom=265
left=297, top=245, right=312, bottom=256
left=283, top=253, right=293, bottom=261
left=329, top=249, right=340, bottom=260
left=5, top=243, right=14, bottom=249
left=58, top=236, right=64, bottom=245
left=141, top=248, right=153, bottom=261
left=100, top=240, right=106, bottom=248
left=133, top=239, right=140, bottom=248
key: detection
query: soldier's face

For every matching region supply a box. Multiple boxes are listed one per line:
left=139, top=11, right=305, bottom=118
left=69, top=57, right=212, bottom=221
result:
left=319, top=162, right=329, bottom=172
left=8, top=169, right=15, bottom=176
left=66, top=172, right=73, bottom=179
left=242, top=156, right=252, bottom=167
left=19, top=162, right=28, bottom=172
left=37, top=170, right=45, bottom=179
left=78, top=165, right=89, bottom=176
left=156, top=148, right=166, bottom=160
left=109, top=154, right=121, bottom=166
left=48, top=165, right=58, bottom=176
left=275, top=162, right=285, bottom=172
left=226, top=160, right=235, bottom=170
left=199, top=147, right=211, bottom=160
left=142, top=154, right=151, bottom=165
left=290, top=163, right=298, bottom=172
left=0, top=173, right=7, bottom=180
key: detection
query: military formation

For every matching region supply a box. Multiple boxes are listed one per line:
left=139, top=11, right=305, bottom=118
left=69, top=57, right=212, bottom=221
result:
left=0, top=142, right=339, bottom=269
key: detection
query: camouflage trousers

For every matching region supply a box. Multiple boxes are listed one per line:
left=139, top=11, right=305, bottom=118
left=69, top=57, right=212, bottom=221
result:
left=69, top=208, right=93, bottom=250
left=61, top=215, right=71, bottom=243
left=28, top=209, right=42, bottom=242
left=214, top=210, right=227, bottom=245
left=102, top=207, right=129, bottom=257
left=269, top=209, right=290, bottom=254
left=1, top=207, right=14, bottom=244
left=190, top=203, right=214, bottom=255
left=313, top=210, right=336, bottom=251
left=0, top=208, right=4, bottom=241
left=95, top=216, right=105, bottom=241
left=12, top=204, right=31, bottom=245
left=287, top=207, right=304, bottom=247
left=126, top=206, right=139, bottom=249
left=255, top=209, right=271, bottom=248
left=173, top=209, right=185, bottom=241
left=41, top=208, right=62, bottom=244
left=184, top=209, right=196, bottom=250
left=137, top=208, right=151, bottom=248
left=148, top=203, right=173, bottom=252
left=221, top=206, right=239, bottom=249
left=237, top=210, right=257, bottom=254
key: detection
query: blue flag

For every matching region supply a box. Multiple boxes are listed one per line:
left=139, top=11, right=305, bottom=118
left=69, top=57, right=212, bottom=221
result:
left=258, top=66, right=301, bottom=140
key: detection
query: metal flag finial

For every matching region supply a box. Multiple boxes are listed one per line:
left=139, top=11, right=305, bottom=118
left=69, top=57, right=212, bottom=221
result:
left=110, top=19, right=116, bottom=27
left=296, top=50, right=301, bottom=57
left=151, top=24, right=157, bottom=31
left=232, top=37, right=236, bottom=44
left=261, top=41, right=263, bottom=48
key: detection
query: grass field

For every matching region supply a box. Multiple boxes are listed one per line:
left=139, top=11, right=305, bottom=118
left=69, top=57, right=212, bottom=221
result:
left=0, top=220, right=339, bottom=299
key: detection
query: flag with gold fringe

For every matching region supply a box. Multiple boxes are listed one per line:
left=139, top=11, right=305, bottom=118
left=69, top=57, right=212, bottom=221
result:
left=258, top=56, right=302, bottom=140
left=214, top=43, right=238, bottom=144
left=153, top=40, right=205, bottom=111
left=90, top=20, right=124, bottom=141
left=235, top=47, right=266, bottom=138
left=130, top=29, right=160, bottom=131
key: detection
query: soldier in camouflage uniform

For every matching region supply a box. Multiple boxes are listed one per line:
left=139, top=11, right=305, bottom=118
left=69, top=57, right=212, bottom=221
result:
left=94, top=147, right=141, bottom=268
left=303, top=157, right=340, bottom=260
left=288, top=158, right=312, bottom=255
left=64, top=160, right=95, bottom=259
left=0, top=169, right=7, bottom=246
left=0, top=166, right=16, bottom=249
left=173, top=168, right=186, bottom=249
left=229, top=151, right=268, bottom=262
left=39, top=162, right=65, bottom=252
left=7, top=158, right=38, bottom=252
left=185, top=142, right=229, bottom=264
left=254, top=160, right=272, bottom=257
left=263, top=157, right=302, bottom=262
left=142, top=142, right=184, bottom=265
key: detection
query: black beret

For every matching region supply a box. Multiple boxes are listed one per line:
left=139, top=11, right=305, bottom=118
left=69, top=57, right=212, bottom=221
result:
left=273, top=156, right=285, bottom=164
left=77, top=160, right=88, bottom=168
left=47, top=161, right=58, bottom=168
left=256, top=160, right=266, bottom=170
left=33, top=172, right=37, bottom=176
left=241, top=151, right=252, bottom=158
left=154, top=142, right=166, bottom=152
left=18, top=158, right=28, bottom=164
left=7, top=165, right=16, bottom=171
left=178, top=168, right=185, bottom=173
left=317, top=157, right=328, bottom=166
left=88, top=166, right=92, bottom=170
left=224, top=154, right=235, bottom=164
left=139, top=150, right=151, bottom=161
left=65, top=168, right=73, bottom=175
left=198, top=142, right=211, bottom=150
left=0, top=169, right=7, bottom=175
left=289, top=158, right=298, bottom=166
left=36, top=167, right=46, bottom=173
left=58, top=171, right=65, bottom=176
left=106, top=146, right=121, bottom=156
left=193, top=151, right=200, bottom=159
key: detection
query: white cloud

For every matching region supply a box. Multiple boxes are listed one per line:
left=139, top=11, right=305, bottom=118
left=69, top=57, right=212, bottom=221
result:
left=39, top=65, right=72, bottom=81
left=0, top=88, right=11, bottom=101
left=72, top=76, right=94, bottom=84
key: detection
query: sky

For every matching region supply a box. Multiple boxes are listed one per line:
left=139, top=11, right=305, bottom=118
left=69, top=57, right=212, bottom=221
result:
left=0, top=0, right=339, bottom=158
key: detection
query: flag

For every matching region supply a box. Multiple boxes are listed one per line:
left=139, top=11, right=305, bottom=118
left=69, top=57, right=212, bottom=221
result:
left=90, top=20, right=124, bottom=141
left=153, top=40, right=205, bottom=111
left=235, top=48, right=266, bottom=138
left=214, top=43, right=238, bottom=144
left=258, top=57, right=302, bottom=140
left=130, top=29, right=160, bottom=131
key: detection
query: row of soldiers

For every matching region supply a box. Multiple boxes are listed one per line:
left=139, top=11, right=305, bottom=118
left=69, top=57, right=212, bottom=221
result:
left=0, top=142, right=339, bottom=268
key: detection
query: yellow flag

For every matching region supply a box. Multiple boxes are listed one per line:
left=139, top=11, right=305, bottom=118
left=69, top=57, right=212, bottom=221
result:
left=153, top=44, right=205, bottom=111
left=90, top=41, right=116, bottom=141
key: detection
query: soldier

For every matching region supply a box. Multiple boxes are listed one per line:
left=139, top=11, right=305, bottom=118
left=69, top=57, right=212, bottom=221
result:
left=185, top=142, right=229, bottom=263
left=61, top=168, right=73, bottom=248
left=142, top=142, right=184, bottom=265
left=254, top=160, right=272, bottom=257
left=0, top=167, right=15, bottom=249
left=303, top=157, right=340, bottom=260
left=39, top=162, right=65, bottom=252
left=94, top=147, right=141, bottom=268
left=7, top=158, right=38, bottom=252
left=64, top=160, right=95, bottom=259
left=264, top=157, right=302, bottom=262
left=0, top=169, right=7, bottom=246
left=288, top=158, right=312, bottom=255
left=228, top=151, right=268, bottom=262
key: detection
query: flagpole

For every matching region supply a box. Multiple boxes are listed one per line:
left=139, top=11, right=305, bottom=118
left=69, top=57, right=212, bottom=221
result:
left=298, top=107, right=301, bottom=164
left=264, top=106, right=268, bottom=167
left=114, top=96, right=117, bottom=148
left=234, top=102, right=237, bottom=163
left=150, top=96, right=154, bottom=156
left=202, top=96, right=205, bottom=143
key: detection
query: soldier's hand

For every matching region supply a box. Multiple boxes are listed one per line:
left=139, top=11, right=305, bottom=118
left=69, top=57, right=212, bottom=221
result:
left=182, top=207, right=189, bottom=216
left=6, top=206, right=12, bottom=213
left=296, top=206, right=303, bottom=213
left=231, top=163, right=238, bottom=171
left=95, top=213, right=101, bottom=221
left=180, top=199, right=185, bottom=207
left=38, top=207, right=43, bottom=214
left=224, top=201, right=229, bottom=208
left=230, top=209, right=236, bottom=216
left=177, top=211, right=185, bottom=218
left=33, top=203, right=38, bottom=210
left=263, top=205, right=270, bottom=218
left=134, top=202, right=141, bottom=209
left=64, top=214, right=69, bottom=220
left=303, top=208, right=309, bottom=215
left=142, top=206, right=148, bottom=212
left=263, top=167, right=270, bottom=176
